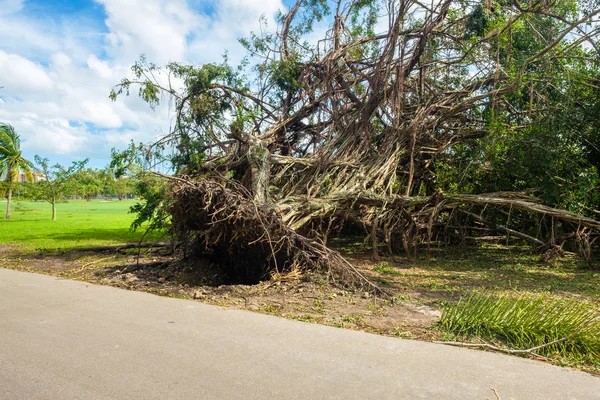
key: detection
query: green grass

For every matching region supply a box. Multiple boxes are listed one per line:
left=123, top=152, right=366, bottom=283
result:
left=441, top=292, right=600, bottom=365
left=373, top=261, right=401, bottom=275
left=0, top=200, right=164, bottom=251
left=407, top=244, right=600, bottom=299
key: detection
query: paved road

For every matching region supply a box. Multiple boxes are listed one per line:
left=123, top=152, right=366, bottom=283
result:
left=1, top=269, right=599, bottom=400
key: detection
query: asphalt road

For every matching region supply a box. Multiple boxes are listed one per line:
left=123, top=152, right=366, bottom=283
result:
left=1, top=268, right=599, bottom=400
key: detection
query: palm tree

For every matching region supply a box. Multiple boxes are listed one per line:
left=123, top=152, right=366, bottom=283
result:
left=0, top=123, right=34, bottom=219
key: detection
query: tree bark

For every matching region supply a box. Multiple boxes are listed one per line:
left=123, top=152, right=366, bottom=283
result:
left=5, top=188, right=12, bottom=219
left=247, top=138, right=270, bottom=204
left=52, top=200, right=56, bottom=221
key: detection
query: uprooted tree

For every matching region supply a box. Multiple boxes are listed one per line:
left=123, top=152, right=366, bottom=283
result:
left=111, top=0, right=600, bottom=288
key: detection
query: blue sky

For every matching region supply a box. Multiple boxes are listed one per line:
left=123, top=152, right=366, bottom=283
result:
left=0, top=0, right=288, bottom=169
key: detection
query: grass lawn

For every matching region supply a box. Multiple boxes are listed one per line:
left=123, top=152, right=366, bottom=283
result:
left=0, top=200, right=164, bottom=251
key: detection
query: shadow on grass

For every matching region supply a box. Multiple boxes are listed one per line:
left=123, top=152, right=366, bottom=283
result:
left=340, top=243, right=600, bottom=301
left=19, top=228, right=164, bottom=245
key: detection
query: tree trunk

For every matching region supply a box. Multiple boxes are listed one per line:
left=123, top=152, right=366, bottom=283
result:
left=52, top=200, right=56, bottom=221
left=246, top=138, right=270, bottom=204
left=5, top=188, right=11, bottom=219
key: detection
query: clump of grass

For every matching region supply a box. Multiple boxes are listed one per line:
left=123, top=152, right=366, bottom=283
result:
left=13, top=202, right=34, bottom=212
left=440, top=292, right=600, bottom=362
left=373, top=261, right=401, bottom=275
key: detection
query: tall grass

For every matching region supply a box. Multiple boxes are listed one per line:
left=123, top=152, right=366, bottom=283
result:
left=441, top=293, right=600, bottom=361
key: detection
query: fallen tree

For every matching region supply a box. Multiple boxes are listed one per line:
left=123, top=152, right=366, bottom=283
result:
left=166, top=174, right=386, bottom=292
left=111, top=0, right=600, bottom=286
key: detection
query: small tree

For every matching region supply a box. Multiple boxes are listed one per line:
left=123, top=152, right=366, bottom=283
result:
left=34, top=156, right=87, bottom=220
left=0, top=123, right=34, bottom=219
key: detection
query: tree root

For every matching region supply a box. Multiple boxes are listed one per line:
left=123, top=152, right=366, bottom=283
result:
left=167, top=175, right=389, bottom=295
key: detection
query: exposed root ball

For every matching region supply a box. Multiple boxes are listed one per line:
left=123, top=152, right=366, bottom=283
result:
left=169, top=177, right=383, bottom=292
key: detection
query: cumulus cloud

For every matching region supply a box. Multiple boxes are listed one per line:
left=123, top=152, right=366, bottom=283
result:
left=0, top=51, right=54, bottom=93
left=87, top=55, right=114, bottom=79
left=187, top=0, right=283, bottom=65
left=0, top=0, right=285, bottom=167
left=98, top=0, right=202, bottom=64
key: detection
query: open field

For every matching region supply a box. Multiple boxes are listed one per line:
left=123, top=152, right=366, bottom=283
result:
left=0, top=200, right=164, bottom=251
left=0, top=201, right=599, bottom=373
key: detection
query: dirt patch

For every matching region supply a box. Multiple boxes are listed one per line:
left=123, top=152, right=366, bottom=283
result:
left=0, top=251, right=81, bottom=275
left=28, top=257, right=80, bottom=273
left=89, top=258, right=441, bottom=340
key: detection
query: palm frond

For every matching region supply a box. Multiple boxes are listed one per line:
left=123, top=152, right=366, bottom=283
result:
left=0, top=123, right=34, bottom=184
left=441, top=292, right=600, bottom=362
left=0, top=123, right=17, bottom=153
left=18, top=158, right=35, bottom=183
left=0, top=145, right=12, bottom=157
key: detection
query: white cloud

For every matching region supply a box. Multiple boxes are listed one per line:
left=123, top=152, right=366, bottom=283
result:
left=81, top=101, right=123, bottom=128
left=187, top=0, right=283, bottom=65
left=29, top=119, right=89, bottom=155
left=0, top=15, right=61, bottom=59
left=0, top=0, right=24, bottom=15
left=98, top=0, right=201, bottom=64
left=51, top=52, right=72, bottom=68
left=0, top=0, right=286, bottom=167
left=5, top=114, right=89, bottom=155
left=87, top=55, right=114, bottom=79
left=0, top=51, right=54, bottom=93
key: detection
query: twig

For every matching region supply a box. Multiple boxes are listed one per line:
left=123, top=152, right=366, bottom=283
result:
left=75, top=256, right=114, bottom=272
left=434, top=334, right=575, bottom=358
left=489, top=388, right=501, bottom=400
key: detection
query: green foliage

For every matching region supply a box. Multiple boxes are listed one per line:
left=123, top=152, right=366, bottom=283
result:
left=110, top=55, right=161, bottom=108
left=70, top=169, right=102, bottom=201
left=436, top=123, right=599, bottom=211
left=64, top=167, right=137, bottom=201
left=435, top=31, right=600, bottom=217
left=109, top=141, right=146, bottom=178
left=4, top=181, right=37, bottom=200
left=441, top=292, right=600, bottom=362
left=128, top=174, right=170, bottom=232
left=109, top=142, right=171, bottom=231
left=270, top=57, right=302, bottom=92
left=348, top=0, right=377, bottom=38
left=465, top=4, right=488, bottom=38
